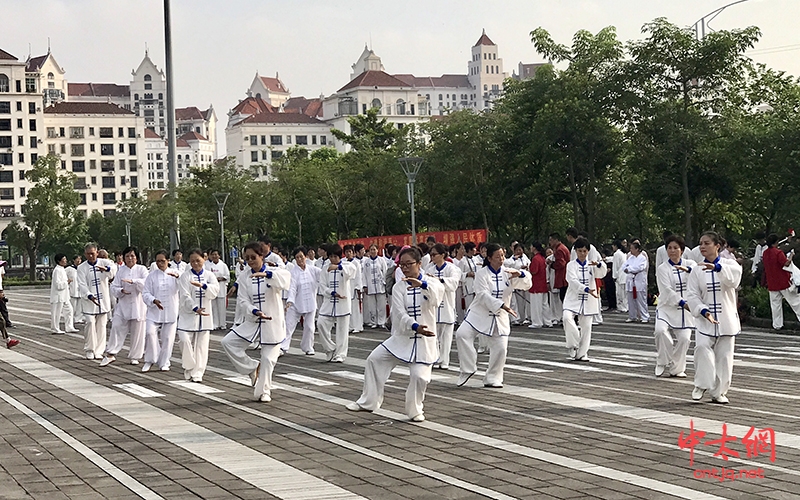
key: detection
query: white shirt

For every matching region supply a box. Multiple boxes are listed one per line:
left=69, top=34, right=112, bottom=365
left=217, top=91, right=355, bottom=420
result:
left=317, top=260, right=357, bottom=317
left=687, top=257, right=742, bottom=337
left=363, top=256, right=388, bottom=295
left=110, top=264, right=149, bottom=321
left=77, top=258, right=115, bottom=315
left=562, top=259, right=607, bottom=316
left=142, top=267, right=180, bottom=323
left=612, top=249, right=628, bottom=283
left=66, top=265, right=80, bottom=297
left=425, top=261, right=462, bottom=325
left=50, top=265, right=71, bottom=304
left=621, top=254, right=648, bottom=292
left=458, top=254, right=479, bottom=295
left=380, top=274, right=444, bottom=364
left=168, top=259, right=187, bottom=275
left=655, top=245, right=668, bottom=270
left=205, top=259, right=229, bottom=293
left=752, top=243, right=766, bottom=274
left=463, top=265, right=532, bottom=336
left=655, top=259, right=696, bottom=330
left=287, top=263, right=321, bottom=314
left=231, top=264, right=291, bottom=344
left=176, top=268, right=220, bottom=332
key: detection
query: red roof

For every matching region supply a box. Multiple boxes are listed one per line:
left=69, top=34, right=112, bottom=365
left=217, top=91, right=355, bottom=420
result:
left=474, top=31, right=495, bottom=47
left=231, top=96, right=276, bottom=116
left=283, top=96, right=323, bottom=117
left=144, top=128, right=162, bottom=139
left=259, top=76, right=288, bottom=93
left=176, top=138, right=190, bottom=148
left=241, top=113, right=324, bottom=125
left=179, top=131, right=208, bottom=141
left=175, top=106, right=204, bottom=121
left=0, top=48, right=17, bottom=61
left=338, top=70, right=412, bottom=92
left=393, top=74, right=470, bottom=88
left=68, top=82, right=130, bottom=98
left=25, top=54, right=48, bottom=72
left=44, top=102, right=134, bottom=115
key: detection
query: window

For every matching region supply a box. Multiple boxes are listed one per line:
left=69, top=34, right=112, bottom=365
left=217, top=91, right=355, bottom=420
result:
left=249, top=135, right=257, bottom=146
left=286, top=135, right=291, bottom=144
left=484, top=84, right=488, bottom=91
left=102, top=177, right=115, bottom=188
left=17, top=153, right=23, bottom=163
left=92, top=193, right=97, bottom=201
left=72, top=160, right=85, bottom=172
left=89, top=127, right=94, bottom=136
left=90, top=144, right=95, bottom=152
left=15, top=80, right=21, bottom=93
left=371, top=98, right=382, bottom=110
left=312, top=135, right=317, bottom=145
left=47, top=143, right=56, bottom=154
left=144, top=74, right=152, bottom=81
left=156, top=172, right=164, bottom=179
left=74, top=178, right=86, bottom=189
left=79, top=193, right=86, bottom=205
left=31, top=153, right=37, bottom=163
left=0, top=155, right=11, bottom=166
left=250, top=151, right=258, bottom=162
left=261, top=150, right=268, bottom=160
left=270, top=135, right=282, bottom=146
left=271, top=150, right=283, bottom=160
left=16, top=102, right=21, bottom=111
left=0, top=102, right=9, bottom=114
left=103, top=193, right=116, bottom=205
left=438, top=94, right=442, bottom=101
left=0, top=171, right=13, bottom=182
left=121, top=192, right=126, bottom=200
left=18, top=136, right=23, bottom=146
left=261, top=135, right=266, bottom=145
left=29, top=102, right=36, bottom=114
left=101, top=160, right=114, bottom=172
left=19, top=187, right=25, bottom=198
left=129, top=160, right=137, bottom=171
left=0, top=136, right=10, bottom=148
left=25, top=77, right=36, bottom=93
left=295, top=135, right=308, bottom=145
left=90, top=159, right=96, bottom=169
left=69, top=126, right=84, bottom=139
left=30, top=136, right=38, bottom=148
left=0, top=119, right=9, bottom=131
left=71, top=144, right=84, bottom=157
left=128, top=127, right=136, bottom=138
left=16, top=118, right=22, bottom=128
left=119, top=143, right=125, bottom=153
left=130, top=176, right=138, bottom=188
left=99, top=127, right=113, bottom=138
left=158, top=93, right=163, bottom=100
left=320, top=136, right=327, bottom=145
left=119, top=159, right=126, bottom=170
left=29, top=119, right=36, bottom=131
left=396, top=99, right=406, bottom=115
left=18, top=170, right=25, bottom=180
left=144, top=83, right=152, bottom=90
left=0, top=74, right=8, bottom=92
left=0, top=188, right=13, bottom=200
left=100, top=144, right=114, bottom=155
left=61, top=160, right=66, bottom=169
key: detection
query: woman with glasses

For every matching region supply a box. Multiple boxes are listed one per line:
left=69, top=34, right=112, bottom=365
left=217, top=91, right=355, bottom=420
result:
left=425, top=243, right=462, bottom=369
left=455, top=243, right=532, bottom=388
left=346, top=246, right=444, bottom=422
left=221, top=242, right=291, bottom=402
left=176, top=249, right=220, bottom=383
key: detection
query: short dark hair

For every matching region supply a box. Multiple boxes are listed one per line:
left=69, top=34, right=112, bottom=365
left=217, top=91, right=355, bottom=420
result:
left=418, top=242, right=429, bottom=254
left=154, top=249, right=169, bottom=261
left=171, top=249, right=182, bottom=257
left=700, top=231, right=722, bottom=247
left=530, top=241, right=544, bottom=254
left=187, top=248, right=204, bottom=260
left=766, top=233, right=780, bottom=246
left=431, top=243, right=448, bottom=256
left=483, top=243, right=503, bottom=266
left=663, top=230, right=673, bottom=240
left=258, top=235, right=272, bottom=247
left=244, top=242, right=263, bottom=256
left=464, top=242, right=476, bottom=252
left=55, top=253, right=66, bottom=263
left=573, top=237, right=590, bottom=250
left=566, top=227, right=579, bottom=238
left=399, top=246, right=422, bottom=262
left=343, top=244, right=354, bottom=253
left=354, top=243, right=365, bottom=252
left=328, top=244, right=343, bottom=258
left=612, top=239, right=623, bottom=249
left=664, top=234, right=686, bottom=251
left=426, top=235, right=437, bottom=244
left=755, top=231, right=766, bottom=240
left=549, top=232, right=561, bottom=240
left=292, top=246, right=307, bottom=258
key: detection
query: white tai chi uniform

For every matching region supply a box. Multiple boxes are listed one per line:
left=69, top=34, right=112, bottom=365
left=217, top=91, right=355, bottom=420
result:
left=168, top=259, right=187, bottom=275
left=687, top=257, right=742, bottom=400
left=571, top=244, right=603, bottom=324
left=107, top=263, right=149, bottom=362
left=205, top=259, right=229, bottom=330
left=317, top=261, right=357, bottom=361
left=505, top=254, right=531, bottom=324
left=362, top=255, right=388, bottom=328
left=281, top=263, right=320, bottom=353
left=612, top=249, right=629, bottom=313
left=142, top=268, right=179, bottom=370
left=654, top=259, right=697, bottom=376
left=221, top=264, right=291, bottom=401
left=50, top=265, right=76, bottom=333
left=621, top=254, right=649, bottom=321
left=353, top=273, right=444, bottom=419
left=346, top=257, right=364, bottom=333
left=66, top=264, right=83, bottom=324
left=425, top=261, right=462, bottom=369
left=176, top=268, right=219, bottom=382
left=455, top=265, right=532, bottom=386
left=77, top=259, right=115, bottom=359
left=562, top=259, right=607, bottom=360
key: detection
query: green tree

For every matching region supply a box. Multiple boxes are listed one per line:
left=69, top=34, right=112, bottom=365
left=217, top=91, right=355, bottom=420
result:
left=6, top=154, right=80, bottom=280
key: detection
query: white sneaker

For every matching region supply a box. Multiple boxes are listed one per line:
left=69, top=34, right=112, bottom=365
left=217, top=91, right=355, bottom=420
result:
left=130, top=359, right=139, bottom=365
left=655, top=364, right=667, bottom=377
left=304, top=350, right=315, bottom=355
left=346, top=402, right=371, bottom=412
left=671, top=372, right=687, bottom=378
left=566, top=347, right=577, bottom=360
left=456, top=371, right=475, bottom=387
left=141, top=362, right=152, bottom=373
left=85, top=352, right=95, bottom=360
left=160, top=366, right=170, bottom=372
left=65, top=328, right=80, bottom=333
left=576, top=356, right=590, bottom=362
left=99, top=355, right=115, bottom=367
left=259, top=393, right=271, bottom=402
left=692, top=387, right=706, bottom=401
left=331, top=355, right=344, bottom=363
left=711, top=394, right=729, bottom=404
left=625, top=318, right=636, bottom=323
left=410, top=414, right=425, bottom=422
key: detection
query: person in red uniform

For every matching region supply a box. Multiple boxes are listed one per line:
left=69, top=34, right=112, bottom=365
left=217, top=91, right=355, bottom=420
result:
left=549, top=233, right=570, bottom=302
left=762, top=233, right=800, bottom=330
left=528, top=242, right=550, bottom=328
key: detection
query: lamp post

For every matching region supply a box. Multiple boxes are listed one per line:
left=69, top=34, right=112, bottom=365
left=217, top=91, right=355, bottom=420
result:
left=213, top=192, right=230, bottom=265
left=123, top=210, right=133, bottom=247
left=397, top=157, right=424, bottom=246
left=693, top=0, right=751, bottom=39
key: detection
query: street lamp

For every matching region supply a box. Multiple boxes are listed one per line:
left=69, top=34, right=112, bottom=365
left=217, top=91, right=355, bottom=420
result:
left=397, top=157, right=424, bottom=246
left=122, top=210, right=133, bottom=247
left=213, top=192, right=229, bottom=265
left=693, top=0, right=751, bottom=39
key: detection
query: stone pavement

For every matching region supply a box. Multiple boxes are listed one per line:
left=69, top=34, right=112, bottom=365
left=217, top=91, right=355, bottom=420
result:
left=0, top=286, right=798, bottom=499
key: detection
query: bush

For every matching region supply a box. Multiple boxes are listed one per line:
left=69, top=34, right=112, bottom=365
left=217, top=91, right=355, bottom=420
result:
left=739, top=285, right=798, bottom=321
left=3, top=277, right=51, bottom=287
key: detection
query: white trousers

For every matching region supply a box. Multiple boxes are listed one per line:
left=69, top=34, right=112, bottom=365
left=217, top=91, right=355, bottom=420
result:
left=107, top=316, right=146, bottom=361
left=355, top=346, right=431, bottom=419
left=769, top=288, right=800, bottom=329
left=50, top=300, right=75, bottom=332
left=221, top=332, right=281, bottom=400
left=654, top=321, right=691, bottom=375
left=548, top=291, right=562, bottom=325
left=71, top=296, right=84, bottom=323
left=83, top=313, right=108, bottom=358
left=178, top=329, right=210, bottom=382
left=455, top=322, right=509, bottom=386
left=317, top=315, right=349, bottom=360
left=616, top=280, right=628, bottom=312
left=529, top=292, right=547, bottom=328
left=563, top=311, right=593, bottom=359
left=143, top=321, right=177, bottom=369
left=627, top=289, right=650, bottom=321
left=282, top=307, right=316, bottom=352
left=513, top=290, right=529, bottom=324
left=693, top=333, right=735, bottom=398
left=464, top=294, right=487, bottom=350
left=212, top=295, right=227, bottom=330
left=364, top=293, right=387, bottom=327
left=436, top=323, right=455, bottom=367
left=349, top=296, right=363, bottom=332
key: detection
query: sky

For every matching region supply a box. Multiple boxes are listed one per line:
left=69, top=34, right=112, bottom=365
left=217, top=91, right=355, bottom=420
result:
left=3, top=0, right=799, bottom=155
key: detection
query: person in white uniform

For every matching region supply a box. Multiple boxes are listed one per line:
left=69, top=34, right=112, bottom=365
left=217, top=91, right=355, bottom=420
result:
left=176, top=249, right=220, bottom=383
left=76, top=243, right=115, bottom=360
left=362, top=243, right=388, bottom=329
left=654, top=235, right=696, bottom=378
left=316, top=244, right=357, bottom=362
left=504, top=243, right=531, bottom=325
left=562, top=238, right=607, bottom=361
left=50, top=254, right=78, bottom=334
left=611, top=240, right=629, bottom=313
left=621, top=241, right=650, bottom=322
left=455, top=243, right=532, bottom=388
left=425, top=243, right=462, bottom=369
left=346, top=246, right=444, bottom=422
left=259, top=236, right=286, bottom=269
left=168, top=250, right=187, bottom=275
left=281, top=247, right=321, bottom=354
left=344, top=245, right=364, bottom=333
left=227, top=258, right=248, bottom=327
left=221, top=242, right=291, bottom=402
left=141, top=250, right=180, bottom=372
left=101, top=246, right=149, bottom=366
left=205, top=250, right=229, bottom=330
left=568, top=231, right=604, bottom=325
left=67, top=255, right=84, bottom=325
left=687, top=231, right=742, bottom=404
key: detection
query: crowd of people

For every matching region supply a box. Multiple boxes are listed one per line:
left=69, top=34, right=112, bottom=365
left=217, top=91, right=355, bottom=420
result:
left=24, top=226, right=797, bottom=422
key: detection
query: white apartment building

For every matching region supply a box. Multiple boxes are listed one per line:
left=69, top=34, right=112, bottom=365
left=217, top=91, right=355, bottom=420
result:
left=176, top=105, right=217, bottom=155
left=247, top=73, right=290, bottom=108
left=468, top=30, right=508, bottom=111
left=130, top=52, right=167, bottom=138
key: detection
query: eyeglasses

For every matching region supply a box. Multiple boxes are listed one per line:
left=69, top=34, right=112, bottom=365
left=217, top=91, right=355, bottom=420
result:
left=244, top=255, right=260, bottom=261
left=398, top=261, right=418, bottom=268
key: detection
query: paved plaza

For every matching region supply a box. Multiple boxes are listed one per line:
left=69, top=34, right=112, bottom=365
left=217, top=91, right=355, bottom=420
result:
left=1, top=286, right=798, bottom=500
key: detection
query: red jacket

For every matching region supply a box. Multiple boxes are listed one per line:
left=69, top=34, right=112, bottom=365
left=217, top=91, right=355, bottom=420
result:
left=763, top=247, right=791, bottom=291
left=552, top=243, right=570, bottom=289
left=528, top=253, right=548, bottom=293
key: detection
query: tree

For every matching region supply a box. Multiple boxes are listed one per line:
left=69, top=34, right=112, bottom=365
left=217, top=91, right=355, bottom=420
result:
left=6, top=154, right=80, bottom=280
left=331, top=107, right=402, bottom=151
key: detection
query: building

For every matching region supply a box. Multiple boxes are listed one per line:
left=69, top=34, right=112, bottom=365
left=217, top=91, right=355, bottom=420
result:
left=130, top=51, right=167, bottom=138
left=247, top=73, right=290, bottom=108
left=176, top=105, right=218, bottom=155
left=68, top=82, right=131, bottom=110
left=468, top=30, right=507, bottom=111
left=25, top=50, right=67, bottom=108
left=512, top=62, right=547, bottom=82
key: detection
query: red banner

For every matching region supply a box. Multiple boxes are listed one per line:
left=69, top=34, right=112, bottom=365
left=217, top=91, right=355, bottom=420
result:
left=339, top=229, right=487, bottom=249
